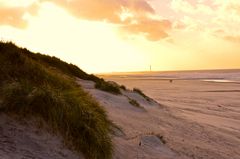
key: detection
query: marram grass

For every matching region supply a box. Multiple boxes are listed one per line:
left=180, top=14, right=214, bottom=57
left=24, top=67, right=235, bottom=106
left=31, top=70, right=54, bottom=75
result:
left=0, top=42, right=113, bottom=159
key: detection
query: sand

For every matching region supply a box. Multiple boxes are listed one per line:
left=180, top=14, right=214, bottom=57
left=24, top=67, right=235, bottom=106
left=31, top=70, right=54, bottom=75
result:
left=78, top=78, right=240, bottom=159
left=0, top=113, right=83, bottom=159
left=1, top=77, right=239, bottom=159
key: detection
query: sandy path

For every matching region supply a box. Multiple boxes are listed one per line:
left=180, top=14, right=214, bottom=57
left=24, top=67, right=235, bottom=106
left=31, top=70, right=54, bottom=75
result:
left=79, top=78, right=240, bottom=159
left=0, top=113, right=83, bottom=159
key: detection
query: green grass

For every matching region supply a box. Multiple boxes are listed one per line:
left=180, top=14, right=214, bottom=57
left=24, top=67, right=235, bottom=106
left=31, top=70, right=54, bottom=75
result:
left=21, top=46, right=121, bottom=95
left=133, top=88, right=151, bottom=101
left=0, top=42, right=113, bottom=159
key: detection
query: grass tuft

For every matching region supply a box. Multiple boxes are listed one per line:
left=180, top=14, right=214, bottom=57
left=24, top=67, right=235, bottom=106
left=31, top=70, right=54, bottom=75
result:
left=128, top=98, right=141, bottom=108
left=0, top=41, right=113, bottom=159
left=95, top=79, right=121, bottom=95
left=120, top=85, right=127, bottom=90
left=133, top=88, right=151, bottom=101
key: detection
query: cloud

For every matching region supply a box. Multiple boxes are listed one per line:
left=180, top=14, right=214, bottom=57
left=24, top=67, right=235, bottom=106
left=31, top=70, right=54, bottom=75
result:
left=121, top=18, right=171, bottom=41
left=213, top=29, right=240, bottom=44
left=0, top=6, right=27, bottom=28
left=43, top=0, right=171, bottom=41
left=224, top=35, right=240, bottom=43
left=0, top=0, right=171, bottom=41
left=44, top=0, right=155, bottom=22
left=171, top=0, right=216, bottom=15
left=225, top=2, right=240, bottom=15
left=0, top=2, right=39, bottom=28
left=171, top=0, right=196, bottom=14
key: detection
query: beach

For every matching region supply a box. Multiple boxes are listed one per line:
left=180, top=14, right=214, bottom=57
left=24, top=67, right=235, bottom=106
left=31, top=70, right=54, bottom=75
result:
left=105, top=78, right=240, bottom=131
left=93, top=70, right=240, bottom=159
left=1, top=62, right=240, bottom=159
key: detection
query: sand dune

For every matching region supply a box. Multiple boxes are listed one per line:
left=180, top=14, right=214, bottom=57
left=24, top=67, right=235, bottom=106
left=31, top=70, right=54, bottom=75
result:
left=78, top=78, right=240, bottom=159
left=0, top=114, right=83, bottom=159
left=1, top=77, right=239, bottom=159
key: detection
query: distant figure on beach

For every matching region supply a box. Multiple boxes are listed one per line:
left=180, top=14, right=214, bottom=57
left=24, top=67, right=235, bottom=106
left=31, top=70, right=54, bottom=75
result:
left=169, top=79, right=173, bottom=83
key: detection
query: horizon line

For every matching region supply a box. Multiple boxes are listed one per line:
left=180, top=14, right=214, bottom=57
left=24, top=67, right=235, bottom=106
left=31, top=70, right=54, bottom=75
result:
left=96, top=68, right=240, bottom=75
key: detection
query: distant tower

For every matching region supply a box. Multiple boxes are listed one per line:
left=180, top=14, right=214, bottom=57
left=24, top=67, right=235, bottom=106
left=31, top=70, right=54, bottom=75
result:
left=150, top=65, right=152, bottom=72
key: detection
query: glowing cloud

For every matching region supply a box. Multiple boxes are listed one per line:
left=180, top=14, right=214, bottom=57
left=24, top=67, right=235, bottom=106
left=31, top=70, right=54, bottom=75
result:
left=0, top=0, right=171, bottom=41
left=0, top=1, right=39, bottom=28
left=43, top=0, right=171, bottom=41
left=0, top=6, right=28, bottom=28
left=1, top=0, right=240, bottom=72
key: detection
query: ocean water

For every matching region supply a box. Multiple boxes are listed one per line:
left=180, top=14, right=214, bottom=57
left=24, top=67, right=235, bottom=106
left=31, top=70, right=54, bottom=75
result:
left=103, top=69, right=240, bottom=83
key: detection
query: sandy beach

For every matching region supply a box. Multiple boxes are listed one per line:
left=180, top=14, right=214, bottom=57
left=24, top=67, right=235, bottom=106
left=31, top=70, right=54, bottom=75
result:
left=79, top=77, right=240, bottom=159
left=1, top=69, right=239, bottom=159
left=0, top=76, right=239, bottom=159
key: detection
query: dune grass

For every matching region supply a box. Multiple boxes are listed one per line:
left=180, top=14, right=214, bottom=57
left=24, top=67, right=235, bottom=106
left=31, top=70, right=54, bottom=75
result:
left=128, top=98, right=141, bottom=108
left=21, top=47, right=121, bottom=95
left=133, top=88, right=151, bottom=101
left=0, top=42, right=113, bottom=159
left=95, top=79, right=121, bottom=95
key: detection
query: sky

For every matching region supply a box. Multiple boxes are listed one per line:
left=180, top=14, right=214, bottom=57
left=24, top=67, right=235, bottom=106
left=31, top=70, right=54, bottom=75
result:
left=0, top=0, right=240, bottom=73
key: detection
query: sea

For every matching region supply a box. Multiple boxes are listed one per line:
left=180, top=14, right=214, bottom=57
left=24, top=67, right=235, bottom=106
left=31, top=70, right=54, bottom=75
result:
left=101, top=69, right=240, bottom=83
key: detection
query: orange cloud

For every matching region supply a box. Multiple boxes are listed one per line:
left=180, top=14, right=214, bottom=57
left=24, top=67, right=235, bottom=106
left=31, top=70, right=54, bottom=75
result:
left=0, top=6, right=27, bottom=28
left=122, top=18, right=171, bottom=41
left=44, top=0, right=154, bottom=22
left=224, top=35, right=240, bottom=43
left=44, top=0, right=171, bottom=41
left=0, top=0, right=171, bottom=41
left=0, top=3, right=39, bottom=28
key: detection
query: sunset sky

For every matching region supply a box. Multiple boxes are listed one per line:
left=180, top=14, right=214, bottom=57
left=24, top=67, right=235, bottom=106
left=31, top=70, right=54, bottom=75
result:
left=1, top=0, right=240, bottom=73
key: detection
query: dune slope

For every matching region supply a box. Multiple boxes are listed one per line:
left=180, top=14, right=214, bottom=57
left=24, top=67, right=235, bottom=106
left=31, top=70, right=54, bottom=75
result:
left=0, top=114, right=83, bottom=159
left=0, top=42, right=117, bottom=159
left=78, top=78, right=240, bottom=159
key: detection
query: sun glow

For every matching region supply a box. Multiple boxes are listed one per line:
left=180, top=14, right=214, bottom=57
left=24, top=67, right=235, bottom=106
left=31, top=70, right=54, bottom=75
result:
left=119, top=7, right=134, bottom=22
left=0, top=0, right=37, bottom=7
left=0, top=2, right=148, bottom=73
left=1, top=0, right=240, bottom=73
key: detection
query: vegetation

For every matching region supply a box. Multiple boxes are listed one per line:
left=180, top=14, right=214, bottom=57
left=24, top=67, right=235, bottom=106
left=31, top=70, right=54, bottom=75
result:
left=119, top=85, right=127, bottom=90
left=133, top=88, right=151, bottom=101
left=95, top=79, right=121, bottom=95
left=21, top=48, right=121, bottom=95
left=128, top=98, right=141, bottom=108
left=0, top=42, right=113, bottom=159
